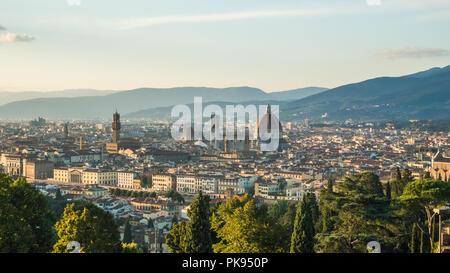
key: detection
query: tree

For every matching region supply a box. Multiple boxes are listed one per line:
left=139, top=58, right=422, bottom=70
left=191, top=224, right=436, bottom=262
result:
left=166, top=221, right=187, bottom=253
left=395, top=167, right=402, bottom=181
left=211, top=195, right=286, bottom=253
left=184, top=192, right=213, bottom=253
left=290, top=193, right=315, bottom=253
left=123, top=219, right=133, bottom=244
left=307, top=193, right=319, bottom=224
left=327, top=178, right=333, bottom=193
left=398, top=179, right=450, bottom=249
left=410, top=223, right=418, bottom=253
left=0, top=174, right=56, bottom=253
left=122, top=243, right=144, bottom=253
left=385, top=182, right=391, bottom=200
left=402, top=169, right=414, bottom=183
left=147, top=218, right=154, bottom=229
left=55, top=189, right=63, bottom=200
left=140, top=175, right=152, bottom=188
left=315, top=172, right=399, bottom=253
left=53, top=202, right=122, bottom=253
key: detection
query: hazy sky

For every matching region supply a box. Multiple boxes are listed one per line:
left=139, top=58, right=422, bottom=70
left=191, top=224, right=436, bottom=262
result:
left=1, top=0, right=450, bottom=92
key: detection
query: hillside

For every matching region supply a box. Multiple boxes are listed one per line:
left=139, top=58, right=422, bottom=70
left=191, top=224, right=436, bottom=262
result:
left=0, top=86, right=326, bottom=119
left=282, top=66, right=450, bottom=122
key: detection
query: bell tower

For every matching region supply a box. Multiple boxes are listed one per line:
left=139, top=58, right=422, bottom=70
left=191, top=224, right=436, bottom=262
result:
left=112, top=110, right=121, bottom=143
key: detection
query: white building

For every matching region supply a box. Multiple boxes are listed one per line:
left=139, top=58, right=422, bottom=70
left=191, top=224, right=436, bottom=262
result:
left=54, top=168, right=117, bottom=185
left=176, top=175, right=196, bottom=194
left=117, top=171, right=135, bottom=189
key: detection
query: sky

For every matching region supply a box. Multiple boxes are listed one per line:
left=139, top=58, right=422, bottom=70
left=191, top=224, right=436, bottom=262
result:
left=1, top=0, right=450, bottom=92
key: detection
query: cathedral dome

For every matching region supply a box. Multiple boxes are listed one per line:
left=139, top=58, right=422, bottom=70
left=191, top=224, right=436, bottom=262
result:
left=255, top=104, right=282, bottom=139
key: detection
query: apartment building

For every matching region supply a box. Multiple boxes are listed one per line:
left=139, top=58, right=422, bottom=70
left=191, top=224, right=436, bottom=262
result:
left=118, top=171, right=136, bottom=189
left=152, top=174, right=176, bottom=192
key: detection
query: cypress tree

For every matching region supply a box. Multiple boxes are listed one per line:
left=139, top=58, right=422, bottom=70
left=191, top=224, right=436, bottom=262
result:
left=385, top=182, right=391, bottom=202
left=411, top=223, right=418, bottom=253
left=184, top=192, right=213, bottom=253
left=307, top=193, right=319, bottom=225
left=327, top=178, right=333, bottom=193
left=290, top=193, right=315, bottom=253
left=123, top=219, right=133, bottom=244
left=395, top=167, right=402, bottom=181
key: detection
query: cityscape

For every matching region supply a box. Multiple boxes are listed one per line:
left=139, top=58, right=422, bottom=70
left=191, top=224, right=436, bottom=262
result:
left=0, top=0, right=449, bottom=267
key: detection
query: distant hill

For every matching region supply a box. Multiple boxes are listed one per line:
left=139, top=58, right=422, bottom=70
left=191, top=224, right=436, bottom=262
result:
left=404, top=65, right=450, bottom=79
left=267, top=87, right=327, bottom=101
left=124, top=99, right=283, bottom=120
left=1, top=64, right=449, bottom=122
left=0, top=86, right=326, bottom=119
left=283, top=65, right=450, bottom=122
left=0, top=89, right=118, bottom=106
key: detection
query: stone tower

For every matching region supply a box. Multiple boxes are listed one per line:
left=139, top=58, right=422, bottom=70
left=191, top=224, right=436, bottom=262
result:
left=112, top=110, right=121, bottom=143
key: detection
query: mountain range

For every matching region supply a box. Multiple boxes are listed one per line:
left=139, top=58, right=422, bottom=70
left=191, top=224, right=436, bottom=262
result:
left=0, top=65, right=448, bottom=121
left=0, top=87, right=326, bottom=119
left=283, top=65, right=450, bottom=121
left=0, top=89, right=118, bottom=106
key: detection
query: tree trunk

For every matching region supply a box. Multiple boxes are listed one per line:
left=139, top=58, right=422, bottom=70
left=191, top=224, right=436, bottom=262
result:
left=425, top=207, right=433, bottom=250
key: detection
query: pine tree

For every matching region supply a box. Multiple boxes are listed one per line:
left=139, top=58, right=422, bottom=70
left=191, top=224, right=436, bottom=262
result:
left=184, top=192, right=213, bottom=253
left=53, top=202, right=122, bottom=253
left=123, top=219, right=133, bottom=244
left=290, top=193, right=315, bottom=253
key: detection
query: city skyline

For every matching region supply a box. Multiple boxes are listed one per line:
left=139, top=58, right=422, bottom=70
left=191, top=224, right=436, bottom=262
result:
left=1, top=0, right=450, bottom=92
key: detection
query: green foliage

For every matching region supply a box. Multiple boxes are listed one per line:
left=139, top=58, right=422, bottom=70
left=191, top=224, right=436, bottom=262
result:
left=385, top=182, right=392, bottom=202
left=327, top=178, right=333, bottom=193
left=140, top=175, right=152, bottom=188
left=398, top=179, right=450, bottom=249
left=123, top=219, right=133, bottom=244
left=184, top=192, right=213, bottom=253
left=211, top=194, right=287, bottom=253
left=390, top=168, right=415, bottom=199
left=109, top=188, right=156, bottom=198
left=122, top=243, right=144, bottom=253
left=0, top=174, right=56, bottom=253
left=53, top=202, right=122, bottom=253
left=166, top=221, right=187, bottom=253
left=315, top=172, right=400, bottom=253
left=165, top=189, right=185, bottom=204
left=290, top=193, right=316, bottom=253
left=410, top=223, right=418, bottom=253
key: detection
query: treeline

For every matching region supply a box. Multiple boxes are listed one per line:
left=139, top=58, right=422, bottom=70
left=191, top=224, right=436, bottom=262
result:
left=0, top=173, right=143, bottom=253
left=166, top=171, right=450, bottom=253
left=109, top=188, right=157, bottom=198
left=1, top=170, right=449, bottom=253
left=108, top=188, right=184, bottom=203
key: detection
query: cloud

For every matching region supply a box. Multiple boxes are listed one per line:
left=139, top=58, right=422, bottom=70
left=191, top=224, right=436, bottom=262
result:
left=0, top=25, right=35, bottom=43
left=366, top=0, right=382, bottom=6
left=377, top=47, right=450, bottom=59
left=0, top=32, right=35, bottom=43
left=116, top=9, right=332, bottom=30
